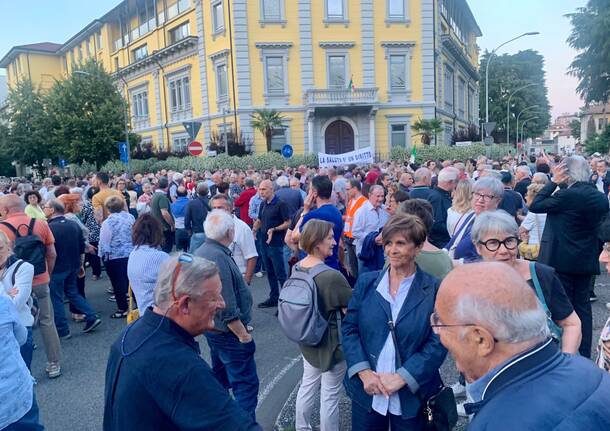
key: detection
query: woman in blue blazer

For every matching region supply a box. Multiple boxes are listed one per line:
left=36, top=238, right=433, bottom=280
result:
left=342, top=214, right=447, bottom=430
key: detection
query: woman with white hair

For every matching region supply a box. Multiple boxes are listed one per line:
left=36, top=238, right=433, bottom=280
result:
left=471, top=210, right=582, bottom=354
left=444, top=176, right=504, bottom=262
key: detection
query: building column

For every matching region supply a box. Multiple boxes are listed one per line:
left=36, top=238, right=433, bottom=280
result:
left=369, top=109, right=377, bottom=157
left=308, top=111, right=314, bottom=154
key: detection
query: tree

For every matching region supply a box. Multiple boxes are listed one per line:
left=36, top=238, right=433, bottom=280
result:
left=567, top=0, right=610, bottom=104
left=479, top=50, right=551, bottom=144
left=585, top=124, right=610, bottom=154
left=411, top=118, right=443, bottom=145
left=570, top=119, right=581, bottom=141
left=45, top=59, right=127, bottom=168
left=0, top=79, right=52, bottom=173
left=250, top=109, right=286, bottom=152
left=0, top=124, right=16, bottom=177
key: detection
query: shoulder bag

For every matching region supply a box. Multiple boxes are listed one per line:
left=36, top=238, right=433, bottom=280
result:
left=126, top=284, right=139, bottom=324
left=518, top=215, right=541, bottom=261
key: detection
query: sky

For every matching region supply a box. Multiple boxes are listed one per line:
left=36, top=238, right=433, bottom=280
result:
left=0, top=0, right=586, bottom=120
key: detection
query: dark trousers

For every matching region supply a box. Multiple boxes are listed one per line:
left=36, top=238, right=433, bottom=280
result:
left=254, top=229, right=266, bottom=273
left=556, top=271, right=593, bottom=357
left=175, top=228, right=190, bottom=252
left=105, top=257, right=129, bottom=312
left=20, top=327, right=34, bottom=370
left=4, top=395, right=44, bottom=431
left=86, top=241, right=101, bottom=277
left=351, top=401, right=424, bottom=431
left=259, top=243, right=287, bottom=302
left=73, top=274, right=86, bottom=314
left=344, top=238, right=359, bottom=282
left=205, top=332, right=259, bottom=421
left=50, top=268, right=97, bottom=336
left=162, top=230, right=175, bottom=253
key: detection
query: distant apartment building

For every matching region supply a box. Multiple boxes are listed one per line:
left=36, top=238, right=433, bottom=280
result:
left=0, top=0, right=481, bottom=156
left=581, top=103, right=610, bottom=141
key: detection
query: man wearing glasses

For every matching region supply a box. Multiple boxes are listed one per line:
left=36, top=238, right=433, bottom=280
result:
left=104, top=254, right=261, bottom=431
left=432, top=262, right=610, bottom=430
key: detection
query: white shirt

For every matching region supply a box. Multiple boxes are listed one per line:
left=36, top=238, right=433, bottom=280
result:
left=521, top=212, right=547, bottom=245
left=372, top=271, right=416, bottom=416
left=351, top=200, right=389, bottom=255
left=446, top=208, right=474, bottom=237
left=0, top=259, right=34, bottom=327
left=229, top=215, right=258, bottom=275
left=127, top=246, right=170, bottom=313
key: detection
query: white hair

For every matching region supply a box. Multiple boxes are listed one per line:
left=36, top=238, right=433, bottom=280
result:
left=154, top=255, right=219, bottom=310
left=532, top=172, right=549, bottom=185
left=473, top=177, right=504, bottom=199
left=454, top=293, right=550, bottom=343
left=204, top=209, right=235, bottom=241
left=438, top=167, right=459, bottom=183
left=565, top=155, right=591, bottom=184
left=276, top=175, right=289, bottom=188
left=173, top=172, right=184, bottom=183
left=413, top=167, right=431, bottom=183
left=516, top=165, right=531, bottom=177
left=471, top=210, right=518, bottom=244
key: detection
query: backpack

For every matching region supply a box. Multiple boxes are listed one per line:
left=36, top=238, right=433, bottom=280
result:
left=278, top=263, right=340, bottom=346
left=0, top=219, right=47, bottom=276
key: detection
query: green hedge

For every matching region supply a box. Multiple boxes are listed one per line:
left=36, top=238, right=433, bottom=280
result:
left=68, top=144, right=513, bottom=175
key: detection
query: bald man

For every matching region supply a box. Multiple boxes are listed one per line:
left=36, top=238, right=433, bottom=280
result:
left=252, top=180, right=290, bottom=308
left=434, top=262, right=610, bottom=430
left=0, top=194, right=62, bottom=378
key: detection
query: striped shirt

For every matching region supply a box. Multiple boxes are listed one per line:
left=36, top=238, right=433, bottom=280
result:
left=127, top=246, right=170, bottom=313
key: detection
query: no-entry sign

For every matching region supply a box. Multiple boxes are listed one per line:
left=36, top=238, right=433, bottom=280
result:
left=188, top=141, right=203, bottom=156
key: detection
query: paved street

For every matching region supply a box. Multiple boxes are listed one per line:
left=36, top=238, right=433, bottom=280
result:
left=31, top=268, right=610, bottom=431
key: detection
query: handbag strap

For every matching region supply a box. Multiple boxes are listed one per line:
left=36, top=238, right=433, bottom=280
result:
left=529, top=262, right=551, bottom=316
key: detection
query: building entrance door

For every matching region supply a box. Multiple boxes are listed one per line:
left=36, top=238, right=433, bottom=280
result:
left=324, top=120, right=355, bottom=154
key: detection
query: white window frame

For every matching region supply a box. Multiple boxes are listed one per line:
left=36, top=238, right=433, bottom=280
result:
left=172, top=133, right=190, bottom=153
left=132, top=44, right=148, bottom=62
left=457, top=77, right=466, bottom=119
left=166, top=68, right=192, bottom=121
left=326, top=53, right=349, bottom=90
left=211, top=0, right=226, bottom=37
left=382, top=42, right=414, bottom=101
left=324, top=0, right=348, bottom=24
left=386, top=115, right=412, bottom=150
left=260, top=0, right=286, bottom=26
left=169, top=21, right=190, bottom=44
left=386, top=0, right=409, bottom=23
left=215, top=62, right=229, bottom=103
left=256, top=43, right=292, bottom=105
left=130, top=84, right=150, bottom=130
left=444, top=64, right=454, bottom=110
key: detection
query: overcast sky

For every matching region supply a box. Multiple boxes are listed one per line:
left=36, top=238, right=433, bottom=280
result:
left=1, top=0, right=587, bottom=119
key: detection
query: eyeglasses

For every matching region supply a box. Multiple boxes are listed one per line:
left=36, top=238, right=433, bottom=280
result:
left=170, top=253, right=194, bottom=301
left=430, top=311, right=477, bottom=333
left=473, top=192, right=496, bottom=202
left=478, top=236, right=519, bottom=252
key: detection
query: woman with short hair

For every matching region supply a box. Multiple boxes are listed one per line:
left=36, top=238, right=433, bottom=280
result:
left=342, top=214, right=446, bottom=430
left=291, top=219, right=352, bottom=431
left=81, top=187, right=102, bottom=280
left=471, top=210, right=581, bottom=354
left=127, top=214, right=170, bottom=314
left=99, top=195, right=134, bottom=318
left=446, top=179, right=473, bottom=236
left=444, top=176, right=503, bottom=261
left=23, top=191, right=46, bottom=220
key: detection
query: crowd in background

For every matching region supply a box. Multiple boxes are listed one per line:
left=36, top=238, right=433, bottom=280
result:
left=1, top=151, right=610, bottom=430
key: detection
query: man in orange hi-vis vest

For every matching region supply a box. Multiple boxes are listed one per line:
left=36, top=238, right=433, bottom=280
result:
left=343, top=179, right=368, bottom=280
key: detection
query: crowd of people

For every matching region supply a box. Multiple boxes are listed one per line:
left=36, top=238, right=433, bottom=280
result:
left=1, top=152, right=610, bottom=430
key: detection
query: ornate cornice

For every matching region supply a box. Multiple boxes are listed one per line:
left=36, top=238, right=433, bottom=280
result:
left=208, top=48, right=230, bottom=62
left=319, top=41, right=355, bottom=49
left=254, top=42, right=293, bottom=50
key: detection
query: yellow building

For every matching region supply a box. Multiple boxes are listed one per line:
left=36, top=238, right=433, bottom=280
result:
left=0, top=0, right=481, bottom=157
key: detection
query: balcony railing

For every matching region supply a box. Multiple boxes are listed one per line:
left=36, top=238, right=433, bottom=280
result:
left=306, top=88, right=378, bottom=106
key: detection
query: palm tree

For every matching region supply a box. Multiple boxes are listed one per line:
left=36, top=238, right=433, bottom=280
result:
left=411, top=118, right=444, bottom=145
left=250, top=109, right=286, bottom=152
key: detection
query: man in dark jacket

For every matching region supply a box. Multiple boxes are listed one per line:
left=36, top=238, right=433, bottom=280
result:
left=513, top=164, right=532, bottom=199
left=103, top=255, right=261, bottom=431
left=435, top=262, right=610, bottom=431
left=44, top=199, right=101, bottom=337
left=590, top=159, right=610, bottom=194
left=426, top=167, right=457, bottom=248
left=185, top=182, right=210, bottom=253
left=529, top=156, right=609, bottom=357
left=195, top=210, right=259, bottom=420
left=408, top=167, right=432, bottom=200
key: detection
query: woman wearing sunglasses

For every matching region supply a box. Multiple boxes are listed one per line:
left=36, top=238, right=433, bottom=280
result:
left=471, top=210, right=581, bottom=354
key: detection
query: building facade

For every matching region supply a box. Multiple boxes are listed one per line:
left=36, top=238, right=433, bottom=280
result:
left=0, top=0, right=481, bottom=157
left=581, top=103, right=610, bottom=141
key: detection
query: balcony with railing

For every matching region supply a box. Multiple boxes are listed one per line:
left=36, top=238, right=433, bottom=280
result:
left=305, top=88, right=378, bottom=107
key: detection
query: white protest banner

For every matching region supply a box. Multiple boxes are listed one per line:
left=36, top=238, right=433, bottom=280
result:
left=318, top=147, right=374, bottom=168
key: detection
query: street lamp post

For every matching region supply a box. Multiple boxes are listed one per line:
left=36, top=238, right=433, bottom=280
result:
left=521, top=116, right=538, bottom=147
left=506, top=82, right=537, bottom=145
left=516, top=105, right=539, bottom=145
left=485, top=32, right=539, bottom=134
left=74, top=70, right=130, bottom=174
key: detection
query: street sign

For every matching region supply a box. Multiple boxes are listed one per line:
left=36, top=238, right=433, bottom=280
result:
left=281, top=144, right=293, bottom=159
left=455, top=141, right=472, bottom=147
left=183, top=121, right=202, bottom=141
left=482, top=122, right=496, bottom=136
left=59, top=159, right=67, bottom=168
left=187, top=141, right=204, bottom=156
left=484, top=136, right=494, bottom=145
left=118, top=141, right=129, bottom=164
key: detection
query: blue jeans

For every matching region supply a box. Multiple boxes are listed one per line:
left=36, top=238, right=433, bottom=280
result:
left=188, top=232, right=206, bottom=253
left=254, top=229, right=266, bottom=273
left=282, top=245, right=293, bottom=277
left=4, top=394, right=44, bottom=431
left=351, top=400, right=424, bottom=431
left=20, top=327, right=34, bottom=370
left=205, top=332, right=259, bottom=421
left=259, top=243, right=287, bottom=302
left=50, top=268, right=97, bottom=336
